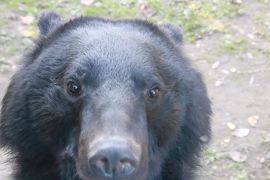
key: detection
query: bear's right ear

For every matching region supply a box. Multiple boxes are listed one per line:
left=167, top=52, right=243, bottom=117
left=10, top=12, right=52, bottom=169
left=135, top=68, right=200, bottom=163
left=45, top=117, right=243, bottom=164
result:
left=159, top=23, right=183, bottom=46
left=38, top=11, right=62, bottom=37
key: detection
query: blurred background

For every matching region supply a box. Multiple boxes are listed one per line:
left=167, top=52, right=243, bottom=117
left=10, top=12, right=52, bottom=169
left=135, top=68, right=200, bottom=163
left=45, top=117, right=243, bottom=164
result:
left=0, top=0, right=269, bottom=179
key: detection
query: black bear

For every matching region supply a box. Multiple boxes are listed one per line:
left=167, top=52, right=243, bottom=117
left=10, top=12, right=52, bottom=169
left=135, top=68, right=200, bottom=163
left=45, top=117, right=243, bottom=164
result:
left=0, top=12, right=211, bottom=180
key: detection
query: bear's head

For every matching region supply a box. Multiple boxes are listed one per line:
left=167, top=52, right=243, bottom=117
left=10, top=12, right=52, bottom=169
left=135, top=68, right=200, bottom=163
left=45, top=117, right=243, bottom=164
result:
left=0, top=12, right=210, bottom=180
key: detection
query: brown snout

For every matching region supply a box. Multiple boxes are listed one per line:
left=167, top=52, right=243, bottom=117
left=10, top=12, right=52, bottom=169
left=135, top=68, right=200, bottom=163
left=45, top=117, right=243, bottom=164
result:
left=88, top=138, right=141, bottom=178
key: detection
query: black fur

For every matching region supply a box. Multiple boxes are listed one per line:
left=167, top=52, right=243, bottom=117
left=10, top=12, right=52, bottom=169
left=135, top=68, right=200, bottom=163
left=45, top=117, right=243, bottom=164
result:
left=0, top=12, right=211, bottom=180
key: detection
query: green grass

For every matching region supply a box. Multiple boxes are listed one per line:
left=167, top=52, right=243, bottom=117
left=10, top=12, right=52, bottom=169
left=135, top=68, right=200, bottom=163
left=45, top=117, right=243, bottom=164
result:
left=203, top=148, right=224, bottom=164
left=224, top=162, right=249, bottom=180
left=2, top=0, right=55, bottom=14
left=82, top=0, right=138, bottom=18
left=263, top=48, right=270, bottom=61
left=219, top=35, right=248, bottom=54
left=1, top=0, right=242, bottom=42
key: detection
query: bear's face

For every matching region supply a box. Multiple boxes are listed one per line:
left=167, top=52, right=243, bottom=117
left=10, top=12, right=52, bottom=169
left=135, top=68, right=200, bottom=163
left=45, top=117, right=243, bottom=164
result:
left=42, top=24, right=183, bottom=180
left=1, top=13, right=197, bottom=180
left=34, top=17, right=184, bottom=179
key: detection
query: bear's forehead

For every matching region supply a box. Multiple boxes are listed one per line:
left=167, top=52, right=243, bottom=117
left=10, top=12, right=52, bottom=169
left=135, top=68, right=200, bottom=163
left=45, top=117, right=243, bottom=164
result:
left=68, top=21, right=155, bottom=42
left=62, top=25, right=157, bottom=68
left=51, top=24, right=160, bottom=83
left=69, top=24, right=154, bottom=54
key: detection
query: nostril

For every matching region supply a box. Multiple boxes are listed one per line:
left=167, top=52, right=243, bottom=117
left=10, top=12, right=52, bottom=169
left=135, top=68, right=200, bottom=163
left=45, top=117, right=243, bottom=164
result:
left=95, top=157, right=111, bottom=177
left=89, top=155, right=113, bottom=178
left=88, top=147, right=138, bottom=178
left=117, top=158, right=136, bottom=177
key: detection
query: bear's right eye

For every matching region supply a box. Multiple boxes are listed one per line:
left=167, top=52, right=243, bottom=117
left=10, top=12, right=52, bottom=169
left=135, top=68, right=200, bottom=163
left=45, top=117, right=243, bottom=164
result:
left=66, top=80, right=82, bottom=96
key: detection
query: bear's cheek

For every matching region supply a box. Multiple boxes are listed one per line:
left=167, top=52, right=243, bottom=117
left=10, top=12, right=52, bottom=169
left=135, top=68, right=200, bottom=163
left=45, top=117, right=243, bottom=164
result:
left=146, top=97, right=183, bottom=149
left=29, top=86, right=81, bottom=146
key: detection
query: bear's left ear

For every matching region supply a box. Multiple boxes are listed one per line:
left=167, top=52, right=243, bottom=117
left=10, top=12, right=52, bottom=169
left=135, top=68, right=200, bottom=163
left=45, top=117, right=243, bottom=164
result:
left=159, top=23, right=183, bottom=46
left=38, top=11, right=63, bottom=37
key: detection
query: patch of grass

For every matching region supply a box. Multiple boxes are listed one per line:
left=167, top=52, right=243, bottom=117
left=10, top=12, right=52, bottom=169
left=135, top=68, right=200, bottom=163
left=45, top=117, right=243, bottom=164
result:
left=1, top=0, right=243, bottom=43
left=0, top=3, right=13, bottom=27
left=263, top=47, right=270, bottom=61
left=229, top=71, right=248, bottom=83
left=224, top=161, right=244, bottom=170
left=220, top=35, right=247, bottom=54
left=259, top=131, right=270, bottom=145
left=224, top=162, right=249, bottom=180
left=202, top=149, right=224, bottom=164
left=0, top=17, right=7, bottom=28
left=0, top=44, right=19, bottom=58
left=258, top=0, right=270, bottom=4
left=254, top=22, right=270, bottom=42
left=233, top=170, right=249, bottom=180
left=82, top=0, right=138, bottom=18
left=2, top=0, right=55, bottom=15
left=149, top=0, right=242, bottom=42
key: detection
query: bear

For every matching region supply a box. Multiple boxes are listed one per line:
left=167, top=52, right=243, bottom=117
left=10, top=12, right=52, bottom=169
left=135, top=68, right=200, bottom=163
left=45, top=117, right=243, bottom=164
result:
left=0, top=11, right=211, bottom=180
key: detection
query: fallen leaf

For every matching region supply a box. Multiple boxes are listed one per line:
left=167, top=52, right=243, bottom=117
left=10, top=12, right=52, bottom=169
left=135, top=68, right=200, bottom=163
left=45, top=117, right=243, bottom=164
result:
left=226, top=122, right=236, bottom=130
left=247, top=53, right=254, bottom=59
left=230, top=68, right=237, bottom=73
left=234, top=128, right=250, bottom=137
left=249, top=75, right=255, bottom=85
left=195, top=41, right=201, bottom=47
left=224, top=138, right=230, bottom=143
left=80, top=0, right=94, bottom=6
left=21, top=29, right=36, bottom=38
left=215, top=80, right=223, bottom=87
left=248, top=115, right=259, bottom=127
left=209, top=20, right=225, bottom=32
left=248, top=33, right=255, bottom=40
left=20, top=15, right=34, bottom=25
left=211, top=61, right=220, bottom=69
left=140, top=3, right=155, bottom=17
left=232, top=0, right=242, bottom=4
left=222, top=69, right=230, bottom=75
left=229, top=151, right=247, bottom=162
left=257, top=157, right=265, bottom=163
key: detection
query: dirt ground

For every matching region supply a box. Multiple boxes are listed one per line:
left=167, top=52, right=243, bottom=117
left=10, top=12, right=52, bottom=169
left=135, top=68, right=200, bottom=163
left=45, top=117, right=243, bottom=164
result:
left=0, top=0, right=270, bottom=180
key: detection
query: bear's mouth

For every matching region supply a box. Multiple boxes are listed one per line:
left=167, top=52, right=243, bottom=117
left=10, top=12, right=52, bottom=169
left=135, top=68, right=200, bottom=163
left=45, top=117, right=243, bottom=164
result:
left=59, top=130, right=148, bottom=180
left=76, top=135, right=145, bottom=180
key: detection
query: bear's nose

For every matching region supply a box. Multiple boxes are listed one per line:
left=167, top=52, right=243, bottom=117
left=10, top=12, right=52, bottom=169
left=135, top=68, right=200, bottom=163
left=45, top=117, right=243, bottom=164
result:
left=89, top=145, right=137, bottom=178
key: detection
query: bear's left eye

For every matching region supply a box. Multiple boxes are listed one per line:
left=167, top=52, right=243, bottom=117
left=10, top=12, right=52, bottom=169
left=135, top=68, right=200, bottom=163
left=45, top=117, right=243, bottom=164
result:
left=148, top=87, right=161, bottom=99
left=66, top=80, right=82, bottom=96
